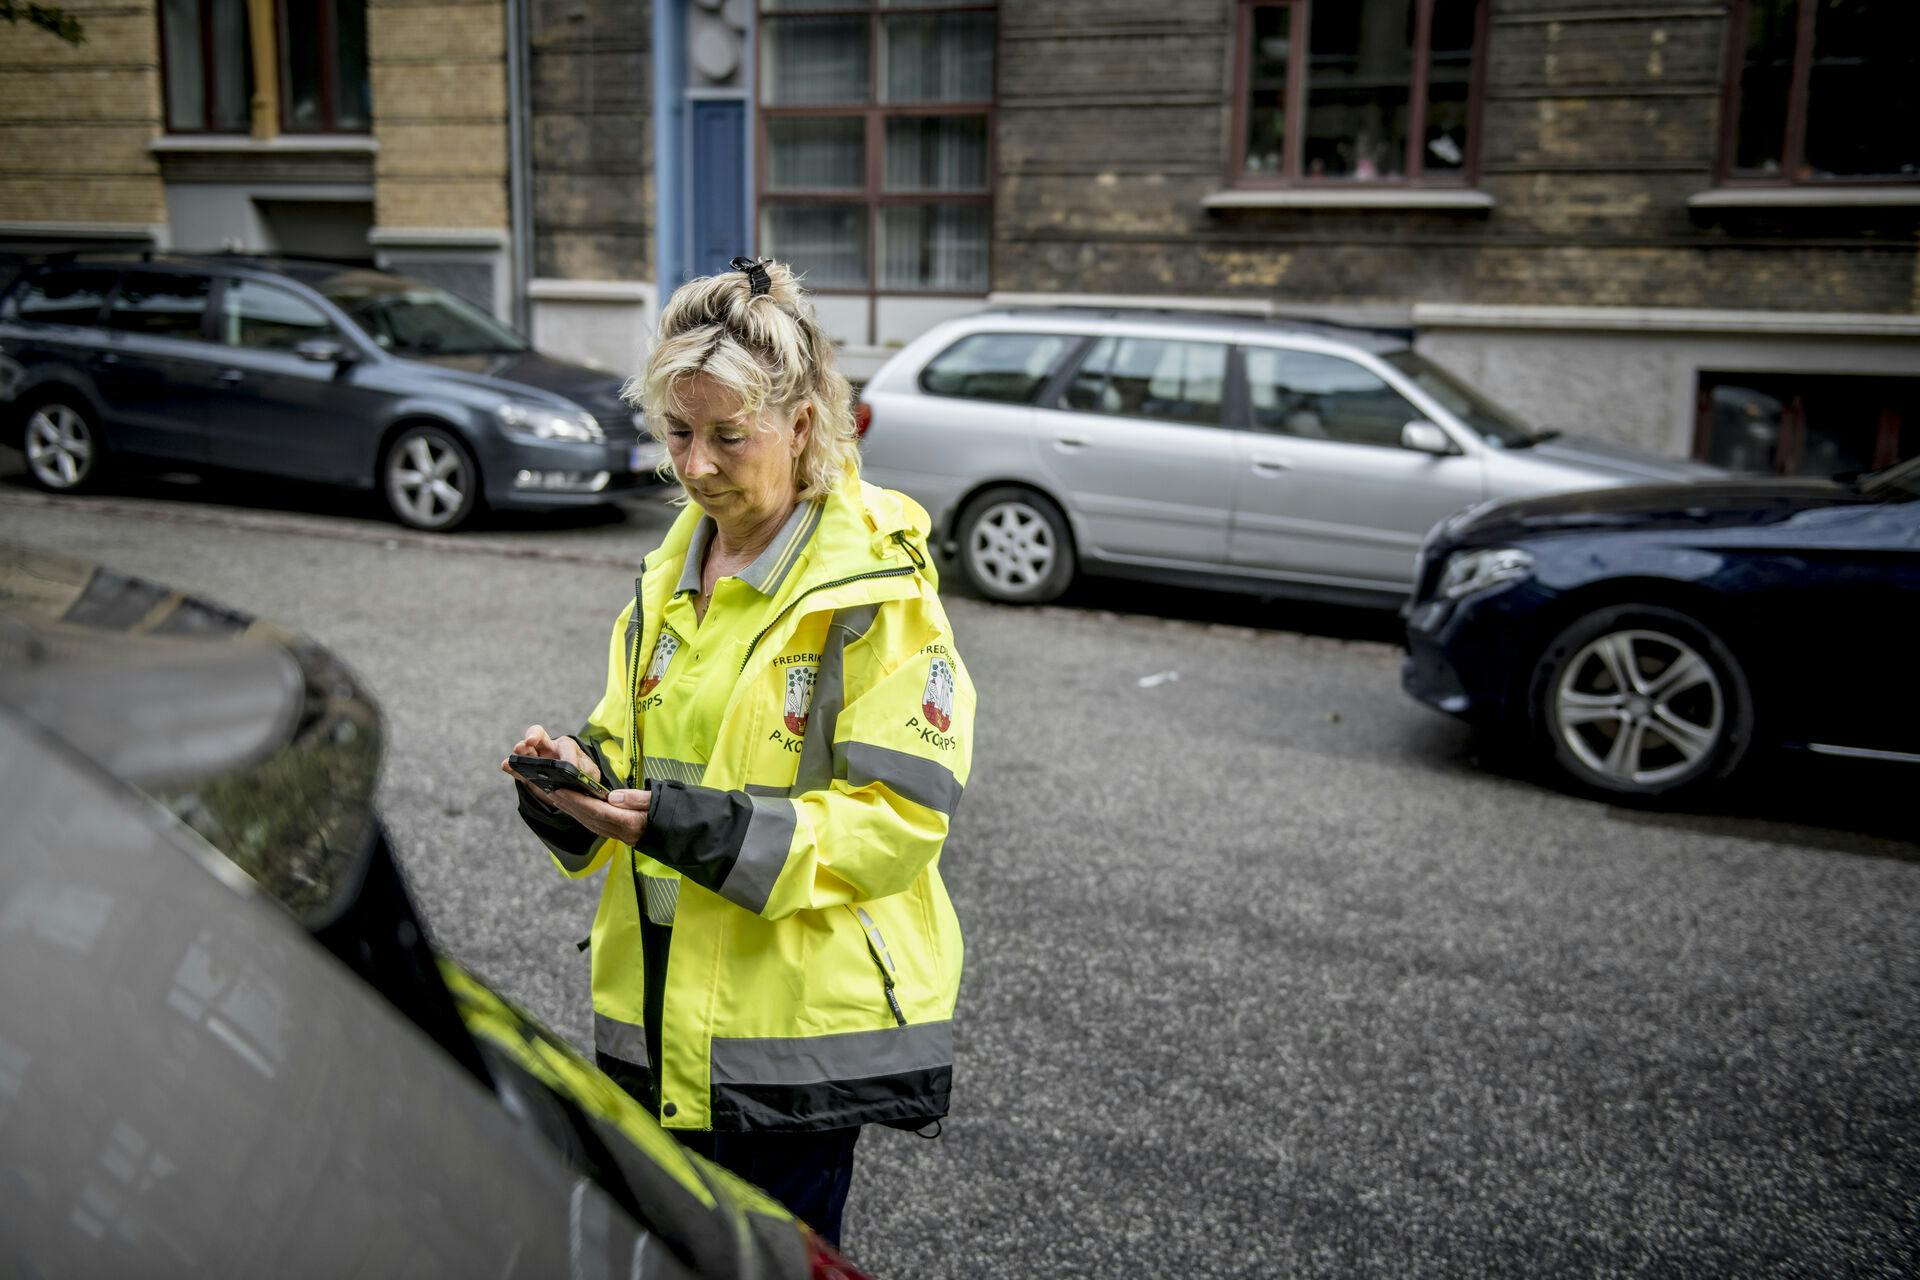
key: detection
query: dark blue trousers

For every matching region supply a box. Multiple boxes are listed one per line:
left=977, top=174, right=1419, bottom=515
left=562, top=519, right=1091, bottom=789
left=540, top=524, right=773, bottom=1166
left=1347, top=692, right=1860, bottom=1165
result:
left=672, top=1125, right=862, bottom=1248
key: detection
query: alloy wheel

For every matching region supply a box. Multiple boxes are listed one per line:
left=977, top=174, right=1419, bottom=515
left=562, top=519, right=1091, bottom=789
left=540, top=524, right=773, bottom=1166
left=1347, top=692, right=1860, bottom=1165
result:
left=966, top=500, right=1057, bottom=597
left=1552, top=628, right=1724, bottom=788
left=24, top=404, right=93, bottom=490
left=386, top=431, right=470, bottom=530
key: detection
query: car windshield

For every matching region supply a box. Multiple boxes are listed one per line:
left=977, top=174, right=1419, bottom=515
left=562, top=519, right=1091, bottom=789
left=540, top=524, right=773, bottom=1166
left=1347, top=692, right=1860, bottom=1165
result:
left=318, top=271, right=527, bottom=356
left=1381, top=350, right=1544, bottom=448
left=1857, top=454, right=1920, bottom=500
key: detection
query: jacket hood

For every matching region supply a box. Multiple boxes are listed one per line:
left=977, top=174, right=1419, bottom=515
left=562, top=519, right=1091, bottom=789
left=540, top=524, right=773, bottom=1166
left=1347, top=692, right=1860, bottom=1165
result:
left=647, top=465, right=935, bottom=589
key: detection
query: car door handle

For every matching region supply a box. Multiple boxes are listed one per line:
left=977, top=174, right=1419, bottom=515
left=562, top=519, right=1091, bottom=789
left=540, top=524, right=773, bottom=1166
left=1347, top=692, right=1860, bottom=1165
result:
left=216, top=368, right=245, bottom=384
left=1053, top=434, right=1089, bottom=449
left=1250, top=456, right=1291, bottom=474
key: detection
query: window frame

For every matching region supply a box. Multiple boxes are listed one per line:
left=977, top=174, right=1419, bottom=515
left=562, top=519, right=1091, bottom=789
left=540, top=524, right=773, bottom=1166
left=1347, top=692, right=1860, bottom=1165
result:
left=276, top=0, right=369, bottom=135
left=1240, top=341, right=1433, bottom=451
left=755, top=0, right=998, bottom=323
left=7, top=266, right=122, bottom=328
left=1714, top=0, right=1920, bottom=188
left=1225, top=0, right=1491, bottom=189
left=1049, top=332, right=1237, bottom=431
left=914, top=330, right=1083, bottom=405
left=215, top=276, right=344, bottom=352
left=156, top=0, right=254, bottom=136
left=104, top=268, right=221, bottom=344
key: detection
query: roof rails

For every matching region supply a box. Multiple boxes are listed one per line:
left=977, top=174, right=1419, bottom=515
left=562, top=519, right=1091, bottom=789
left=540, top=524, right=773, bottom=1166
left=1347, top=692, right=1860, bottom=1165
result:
left=984, top=301, right=1414, bottom=342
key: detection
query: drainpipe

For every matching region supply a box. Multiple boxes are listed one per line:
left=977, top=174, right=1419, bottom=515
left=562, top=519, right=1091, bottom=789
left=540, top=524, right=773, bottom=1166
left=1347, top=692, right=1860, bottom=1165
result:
left=504, top=0, right=534, bottom=333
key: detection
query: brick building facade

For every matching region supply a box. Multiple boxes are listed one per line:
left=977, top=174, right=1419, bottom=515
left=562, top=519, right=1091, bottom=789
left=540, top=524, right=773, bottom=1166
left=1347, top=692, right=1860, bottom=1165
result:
left=5, top=1, right=1916, bottom=471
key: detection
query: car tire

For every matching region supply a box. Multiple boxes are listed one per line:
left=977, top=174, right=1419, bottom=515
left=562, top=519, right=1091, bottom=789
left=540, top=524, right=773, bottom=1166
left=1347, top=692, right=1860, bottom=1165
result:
left=1530, top=603, right=1754, bottom=800
left=382, top=424, right=480, bottom=532
left=20, top=397, right=107, bottom=494
left=954, top=486, right=1075, bottom=604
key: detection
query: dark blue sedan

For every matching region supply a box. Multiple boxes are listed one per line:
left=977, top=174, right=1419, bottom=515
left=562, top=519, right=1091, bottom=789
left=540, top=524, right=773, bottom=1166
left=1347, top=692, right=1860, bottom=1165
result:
left=1403, top=457, right=1920, bottom=799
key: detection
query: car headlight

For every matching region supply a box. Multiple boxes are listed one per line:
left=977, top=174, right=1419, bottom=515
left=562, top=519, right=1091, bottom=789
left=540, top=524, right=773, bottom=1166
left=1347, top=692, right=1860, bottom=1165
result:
left=1438, top=547, right=1534, bottom=599
left=498, top=402, right=603, bottom=443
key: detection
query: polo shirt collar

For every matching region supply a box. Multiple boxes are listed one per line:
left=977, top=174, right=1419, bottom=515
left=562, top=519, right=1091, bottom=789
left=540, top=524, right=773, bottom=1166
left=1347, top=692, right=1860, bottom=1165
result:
left=674, top=498, right=825, bottom=597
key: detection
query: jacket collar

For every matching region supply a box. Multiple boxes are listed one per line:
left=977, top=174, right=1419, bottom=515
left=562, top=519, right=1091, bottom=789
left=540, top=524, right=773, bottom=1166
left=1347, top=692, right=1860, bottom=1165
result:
left=672, top=498, right=826, bottom=597
left=648, top=466, right=933, bottom=606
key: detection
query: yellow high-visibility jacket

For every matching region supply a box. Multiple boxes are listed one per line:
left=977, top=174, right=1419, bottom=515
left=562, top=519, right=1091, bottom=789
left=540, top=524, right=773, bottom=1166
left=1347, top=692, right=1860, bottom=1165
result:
left=521, top=470, right=972, bottom=1133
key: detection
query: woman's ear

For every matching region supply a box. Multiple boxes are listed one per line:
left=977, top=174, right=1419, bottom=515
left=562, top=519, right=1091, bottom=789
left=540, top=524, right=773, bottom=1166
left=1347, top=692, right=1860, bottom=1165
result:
left=789, top=400, right=814, bottom=457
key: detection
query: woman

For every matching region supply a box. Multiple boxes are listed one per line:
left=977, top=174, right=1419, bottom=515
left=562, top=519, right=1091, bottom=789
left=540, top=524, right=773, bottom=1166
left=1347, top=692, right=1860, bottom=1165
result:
left=502, top=257, right=972, bottom=1247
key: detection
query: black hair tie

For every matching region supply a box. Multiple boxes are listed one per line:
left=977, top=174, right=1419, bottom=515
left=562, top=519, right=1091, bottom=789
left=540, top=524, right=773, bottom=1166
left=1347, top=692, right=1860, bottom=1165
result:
left=729, top=256, right=771, bottom=297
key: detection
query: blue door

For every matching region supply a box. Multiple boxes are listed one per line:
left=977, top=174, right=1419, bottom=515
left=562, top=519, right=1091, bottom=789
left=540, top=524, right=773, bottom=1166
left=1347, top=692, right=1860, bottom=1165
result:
left=689, top=100, right=747, bottom=280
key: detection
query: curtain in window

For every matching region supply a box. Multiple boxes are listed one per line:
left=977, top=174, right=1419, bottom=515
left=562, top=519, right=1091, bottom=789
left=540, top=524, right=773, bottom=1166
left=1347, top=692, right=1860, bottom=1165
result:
left=878, top=204, right=988, bottom=292
left=884, top=117, right=987, bottom=191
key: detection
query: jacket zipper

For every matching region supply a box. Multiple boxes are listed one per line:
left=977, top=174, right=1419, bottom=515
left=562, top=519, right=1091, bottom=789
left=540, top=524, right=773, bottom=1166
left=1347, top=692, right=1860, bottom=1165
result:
left=626, top=570, right=645, bottom=789
left=853, top=906, right=908, bottom=1026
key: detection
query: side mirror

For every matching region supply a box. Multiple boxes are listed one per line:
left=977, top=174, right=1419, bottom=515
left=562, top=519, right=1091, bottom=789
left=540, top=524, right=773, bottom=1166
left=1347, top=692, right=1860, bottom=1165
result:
left=295, top=337, right=356, bottom=365
left=1402, top=420, right=1458, bottom=456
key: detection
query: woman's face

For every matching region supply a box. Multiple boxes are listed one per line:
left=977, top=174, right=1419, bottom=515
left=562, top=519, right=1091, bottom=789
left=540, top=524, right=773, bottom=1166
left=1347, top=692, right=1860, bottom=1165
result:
left=661, top=373, right=812, bottom=532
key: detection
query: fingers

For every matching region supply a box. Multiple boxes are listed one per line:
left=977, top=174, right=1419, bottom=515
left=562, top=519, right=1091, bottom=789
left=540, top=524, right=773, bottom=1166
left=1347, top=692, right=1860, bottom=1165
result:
left=606, top=789, right=650, bottom=811
left=511, top=725, right=558, bottom=760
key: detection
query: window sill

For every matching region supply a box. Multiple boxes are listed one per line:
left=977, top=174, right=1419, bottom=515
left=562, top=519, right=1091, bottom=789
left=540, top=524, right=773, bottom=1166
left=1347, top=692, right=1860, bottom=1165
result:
left=1688, top=186, right=1920, bottom=209
left=1203, top=188, right=1495, bottom=211
left=148, top=135, right=379, bottom=156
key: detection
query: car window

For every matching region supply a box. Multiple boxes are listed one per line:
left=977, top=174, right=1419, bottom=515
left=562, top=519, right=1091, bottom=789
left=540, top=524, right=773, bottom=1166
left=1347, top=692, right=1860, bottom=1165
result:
left=11, top=267, right=117, bottom=327
left=221, top=279, right=336, bottom=351
left=1245, top=347, right=1423, bottom=448
left=1060, top=335, right=1228, bottom=427
left=1382, top=349, right=1537, bottom=447
left=105, top=271, right=213, bottom=341
left=919, top=332, right=1073, bottom=403
left=318, top=272, right=526, bottom=355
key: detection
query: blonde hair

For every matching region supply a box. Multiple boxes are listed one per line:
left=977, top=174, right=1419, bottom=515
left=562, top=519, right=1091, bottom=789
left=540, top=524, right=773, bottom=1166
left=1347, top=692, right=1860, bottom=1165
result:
left=627, top=259, right=858, bottom=501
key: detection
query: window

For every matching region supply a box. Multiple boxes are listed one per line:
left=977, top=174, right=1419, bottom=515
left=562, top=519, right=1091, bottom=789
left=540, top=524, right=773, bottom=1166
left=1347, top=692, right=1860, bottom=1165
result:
left=107, top=273, right=213, bottom=341
left=758, top=1, right=994, bottom=299
left=1246, top=347, right=1421, bottom=448
left=10, top=268, right=116, bottom=327
left=1697, top=372, right=1919, bottom=476
left=919, top=332, right=1073, bottom=403
left=1721, top=0, right=1920, bottom=183
left=279, top=0, right=371, bottom=132
left=221, top=280, right=335, bottom=350
left=1061, top=337, right=1228, bottom=427
left=160, top=0, right=255, bottom=133
left=319, top=276, right=526, bottom=355
left=1231, top=0, right=1486, bottom=185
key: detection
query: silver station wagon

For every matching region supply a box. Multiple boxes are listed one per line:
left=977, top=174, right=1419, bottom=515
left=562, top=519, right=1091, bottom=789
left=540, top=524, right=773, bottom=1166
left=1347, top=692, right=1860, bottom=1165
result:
left=858, top=308, right=1719, bottom=606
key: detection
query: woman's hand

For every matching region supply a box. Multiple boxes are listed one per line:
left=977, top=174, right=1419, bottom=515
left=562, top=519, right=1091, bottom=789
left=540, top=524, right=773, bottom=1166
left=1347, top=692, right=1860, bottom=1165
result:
left=502, top=725, right=648, bottom=844
left=542, top=787, right=651, bottom=847
left=502, top=724, right=596, bottom=807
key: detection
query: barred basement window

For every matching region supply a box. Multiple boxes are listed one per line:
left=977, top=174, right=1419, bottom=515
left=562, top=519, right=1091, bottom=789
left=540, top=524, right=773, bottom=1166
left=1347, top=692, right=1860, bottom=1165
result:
left=1230, top=0, right=1488, bottom=186
left=757, top=1, right=995, bottom=304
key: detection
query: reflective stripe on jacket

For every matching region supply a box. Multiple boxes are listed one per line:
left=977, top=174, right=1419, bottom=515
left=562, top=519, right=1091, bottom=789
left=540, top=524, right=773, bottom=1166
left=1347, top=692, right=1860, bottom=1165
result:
left=531, top=470, right=972, bottom=1132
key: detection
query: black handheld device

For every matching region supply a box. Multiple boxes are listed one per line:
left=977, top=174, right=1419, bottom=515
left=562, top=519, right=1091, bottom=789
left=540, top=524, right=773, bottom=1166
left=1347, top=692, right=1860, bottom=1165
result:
left=508, top=754, right=611, bottom=800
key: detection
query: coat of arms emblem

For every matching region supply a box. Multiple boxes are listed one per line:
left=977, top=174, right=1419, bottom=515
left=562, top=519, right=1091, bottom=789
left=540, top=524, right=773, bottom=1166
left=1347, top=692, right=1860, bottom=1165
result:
left=639, top=632, right=680, bottom=695
left=921, top=656, right=955, bottom=733
left=784, top=665, right=817, bottom=735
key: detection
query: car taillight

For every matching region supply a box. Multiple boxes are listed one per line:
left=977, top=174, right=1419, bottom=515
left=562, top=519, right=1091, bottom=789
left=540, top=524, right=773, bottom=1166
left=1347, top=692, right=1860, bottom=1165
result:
left=853, top=402, right=872, bottom=439
left=806, top=1231, right=878, bottom=1280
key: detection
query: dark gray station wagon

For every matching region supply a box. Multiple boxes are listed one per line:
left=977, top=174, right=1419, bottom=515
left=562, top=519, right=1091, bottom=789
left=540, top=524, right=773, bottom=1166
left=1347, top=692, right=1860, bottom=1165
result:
left=0, top=256, right=660, bottom=530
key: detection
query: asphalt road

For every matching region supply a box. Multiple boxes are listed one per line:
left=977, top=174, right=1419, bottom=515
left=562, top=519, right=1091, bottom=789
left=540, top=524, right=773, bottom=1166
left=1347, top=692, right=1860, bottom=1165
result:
left=2, top=465, right=1916, bottom=1278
